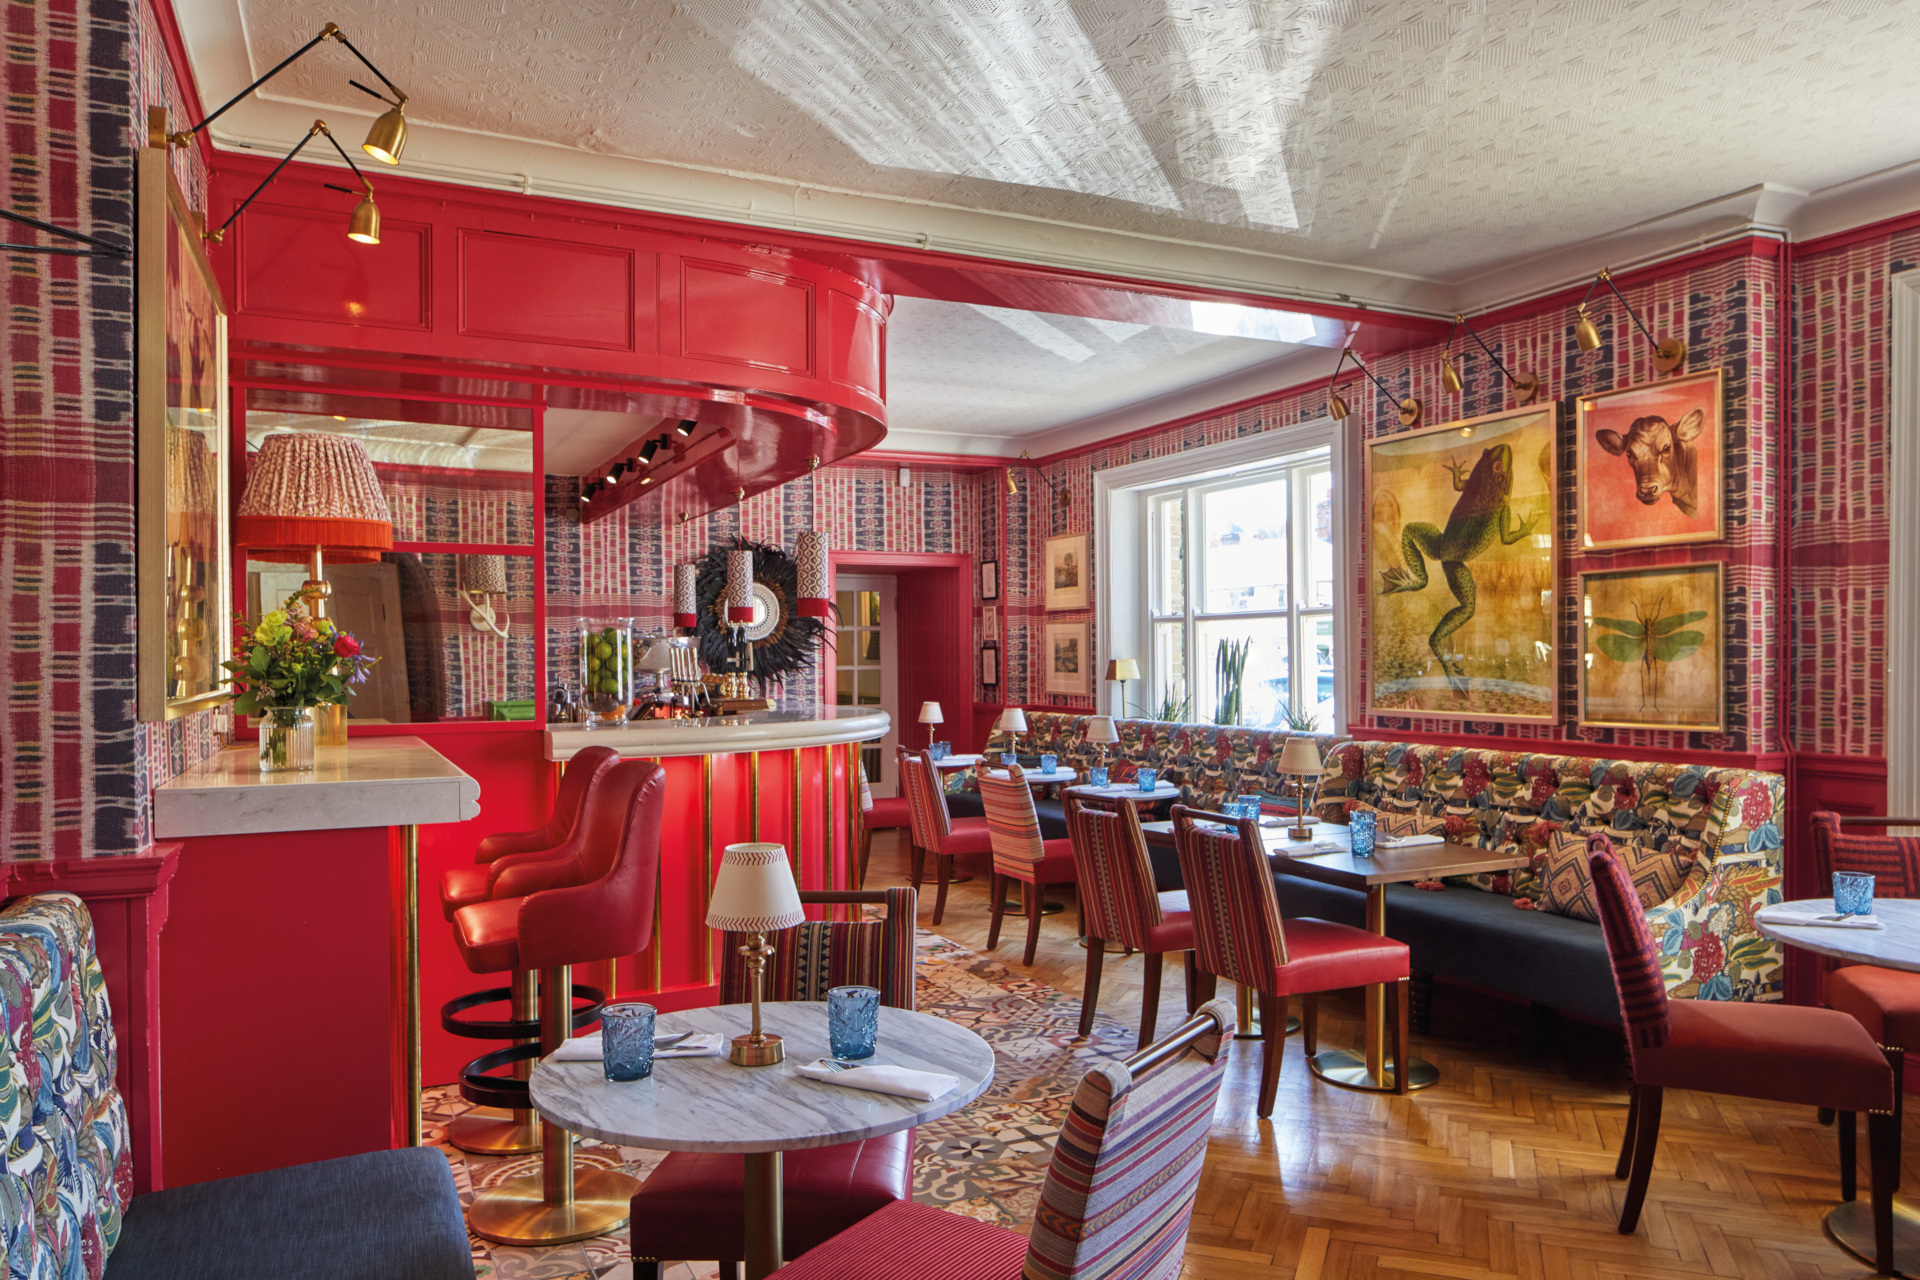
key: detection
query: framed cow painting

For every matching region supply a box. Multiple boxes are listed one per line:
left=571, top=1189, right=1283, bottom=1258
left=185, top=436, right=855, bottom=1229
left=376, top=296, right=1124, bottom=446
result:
left=1576, top=369, right=1724, bottom=550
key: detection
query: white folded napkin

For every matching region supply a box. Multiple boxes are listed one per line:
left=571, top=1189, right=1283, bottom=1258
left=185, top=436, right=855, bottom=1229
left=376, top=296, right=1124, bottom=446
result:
left=795, top=1059, right=958, bottom=1101
left=547, top=1032, right=726, bottom=1062
left=1755, top=903, right=1886, bottom=931
left=1379, top=833, right=1444, bottom=848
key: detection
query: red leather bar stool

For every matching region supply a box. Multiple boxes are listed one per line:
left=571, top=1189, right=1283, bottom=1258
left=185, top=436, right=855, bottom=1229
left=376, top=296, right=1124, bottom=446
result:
left=452, top=757, right=665, bottom=1246
left=856, top=759, right=911, bottom=889
left=438, top=745, right=619, bottom=1156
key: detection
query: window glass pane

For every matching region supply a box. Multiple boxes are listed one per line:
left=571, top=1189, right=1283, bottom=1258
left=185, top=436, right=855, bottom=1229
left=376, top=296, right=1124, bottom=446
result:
left=1305, top=465, right=1335, bottom=608
left=1202, top=479, right=1288, bottom=613
left=836, top=668, right=854, bottom=705
left=1154, top=494, right=1185, bottom=615
left=857, top=590, right=880, bottom=628
left=856, top=670, right=881, bottom=706
left=1151, top=621, right=1187, bottom=720
left=1301, top=613, right=1336, bottom=732
left=1196, top=616, right=1290, bottom=728
left=836, top=589, right=857, bottom=619
left=858, top=630, right=881, bottom=663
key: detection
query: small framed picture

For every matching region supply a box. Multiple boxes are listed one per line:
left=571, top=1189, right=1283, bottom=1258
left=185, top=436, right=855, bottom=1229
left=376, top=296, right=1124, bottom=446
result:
left=979, top=558, right=1000, bottom=602
left=1577, top=561, right=1724, bottom=732
left=1044, top=534, right=1088, bottom=611
left=1044, top=622, right=1089, bottom=696
left=980, top=642, right=999, bottom=688
left=981, top=605, right=998, bottom=634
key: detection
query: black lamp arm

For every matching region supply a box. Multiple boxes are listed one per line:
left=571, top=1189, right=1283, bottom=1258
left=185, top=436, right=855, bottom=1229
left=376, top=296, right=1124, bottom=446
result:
left=0, top=208, right=127, bottom=256
left=1600, top=271, right=1660, bottom=347
left=211, top=121, right=373, bottom=242
left=1347, top=349, right=1403, bottom=407
left=1457, top=314, right=1521, bottom=386
left=175, top=23, right=404, bottom=143
left=332, top=30, right=407, bottom=105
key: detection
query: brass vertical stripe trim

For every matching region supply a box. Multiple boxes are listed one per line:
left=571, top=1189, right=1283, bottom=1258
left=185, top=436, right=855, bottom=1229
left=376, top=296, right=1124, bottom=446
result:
left=702, top=753, right=715, bottom=985
left=402, top=824, right=422, bottom=1146
left=749, top=751, right=761, bottom=840
left=791, top=749, right=803, bottom=880
left=823, top=745, right=837, bottom=911
left=845, top=743, right=860, bottom=909
left=650, top=757, right=663, bottom=993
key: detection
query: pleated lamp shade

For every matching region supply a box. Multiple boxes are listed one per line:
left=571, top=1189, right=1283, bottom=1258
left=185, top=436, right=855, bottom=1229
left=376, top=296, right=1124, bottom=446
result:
left=1084, top=715, right=1119, bottom=745
left=674, top=563, right=699, bottom=630
left=726, top=549, right=755, bottom=624
left=1277, top=737, right=1323, bottom=775
left=236, top=433, right=393, bottom=564
left=997, top=707, right=1028, bottom=734
left=795, top=530, right=829, bottom=617
left=705, top=843, right=805, bottom=932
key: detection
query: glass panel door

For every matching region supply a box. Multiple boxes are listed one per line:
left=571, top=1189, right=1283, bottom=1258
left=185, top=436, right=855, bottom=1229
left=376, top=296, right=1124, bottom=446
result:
left=835, top=574, right=899, bottom=795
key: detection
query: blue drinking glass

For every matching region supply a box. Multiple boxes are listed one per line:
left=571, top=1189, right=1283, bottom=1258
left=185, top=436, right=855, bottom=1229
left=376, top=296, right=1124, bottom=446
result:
left=1088, top=767, right=1110, bottom=787
left=828, top=985, right=880, bottom=1060
left=1039, top=753, right=1058, bottom=775
left=1001, top=751, right=1017, bottom=767
left=1136, top=768, right=1159, bottom=794
left=929, top=742, right=948, bottom=761
left=1834, top=871, right=1876, bottom=917
left=601, top=1002, right=656, bottom=1081
left=1350, top=809, right=1377, bottom=858
left=1238, top=794, right=1263, bottom=821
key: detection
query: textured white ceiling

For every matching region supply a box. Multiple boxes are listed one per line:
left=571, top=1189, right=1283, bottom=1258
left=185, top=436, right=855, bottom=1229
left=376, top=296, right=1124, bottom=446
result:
left=202, top=0, right=1920, bottom=287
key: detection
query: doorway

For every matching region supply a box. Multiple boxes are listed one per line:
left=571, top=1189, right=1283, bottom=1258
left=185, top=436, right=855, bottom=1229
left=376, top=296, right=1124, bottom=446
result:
left=836, top=575, right=899, bottom=795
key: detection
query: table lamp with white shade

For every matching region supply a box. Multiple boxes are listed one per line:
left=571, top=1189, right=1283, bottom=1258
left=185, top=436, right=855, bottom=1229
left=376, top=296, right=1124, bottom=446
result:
left=1085, top=715, right=1119, bottom=768
left=1276, top=737, right=1324, bottom=840
left=996, top=706, right=1028, bottom=758
left=1104, top=658, right=1139, bottom=716
left=705, top=843, right=805, bottom=1066
left=918, top=700, right=944, bottom=747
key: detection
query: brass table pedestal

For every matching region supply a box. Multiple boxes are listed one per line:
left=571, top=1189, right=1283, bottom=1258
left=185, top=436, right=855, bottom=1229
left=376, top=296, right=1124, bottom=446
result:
left=466, top=1164, right=639, bottom=1246
left=1825, top=1197, right=1920, bottom=1277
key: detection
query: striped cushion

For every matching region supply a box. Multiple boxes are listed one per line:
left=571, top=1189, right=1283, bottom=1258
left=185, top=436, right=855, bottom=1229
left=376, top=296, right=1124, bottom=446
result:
left=1067, top=800, right=1165, bottom=950
left=979, top=768, right=1050, bottom=877
left=1174, top=815, right=1288, bottom=983
left=720, top=887, right=916, bottom=1010
left=1811, top=811, right=1920, bottom=897
left=773, top=1201, right=1028, bottom=1279
left=1025, top=998, right=1235, bottom=1280
left=1588, top=838, right=1670, bottom=1050
left=858, top=761, right=874, bottom=814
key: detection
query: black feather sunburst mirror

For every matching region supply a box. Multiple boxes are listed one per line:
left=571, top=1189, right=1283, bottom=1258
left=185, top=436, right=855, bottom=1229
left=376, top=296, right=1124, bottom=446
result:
left=692, top=540, right=829, bottom=689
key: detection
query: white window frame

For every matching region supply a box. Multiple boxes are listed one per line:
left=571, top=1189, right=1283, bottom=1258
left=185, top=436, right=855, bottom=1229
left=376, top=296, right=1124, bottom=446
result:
left=1889, top=270, right=1920, bottom=822
left=1096, top=417, right=1354, bottom=727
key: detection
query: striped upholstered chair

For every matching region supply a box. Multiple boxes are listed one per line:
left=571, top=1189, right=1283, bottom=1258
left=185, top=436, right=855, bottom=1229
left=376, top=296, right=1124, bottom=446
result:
left=628, top=888, right=918, bottom=1279
left=1066, top=793, right=1207, bottom=1049
left=770, top=998, right=1237, bottom=1280
left=899, top=746, right=993, bottom=924
left=1174, top=804, right=1411, bottom=1117
left=979, top=764, right=1080, bottom=966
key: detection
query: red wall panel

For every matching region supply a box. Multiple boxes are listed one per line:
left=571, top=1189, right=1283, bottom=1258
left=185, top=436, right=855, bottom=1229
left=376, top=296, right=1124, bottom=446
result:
left=828, top=289, right=884, bottom=394
left=235, top=201, right=429, bottom=331
left=681, top=259, right=813, bottom=374
left=459, top=230, right=636, bottom=351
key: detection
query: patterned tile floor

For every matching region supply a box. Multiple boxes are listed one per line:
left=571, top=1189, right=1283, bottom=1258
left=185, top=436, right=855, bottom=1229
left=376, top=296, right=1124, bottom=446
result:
left=426, top=928, right=1138, bottom=1279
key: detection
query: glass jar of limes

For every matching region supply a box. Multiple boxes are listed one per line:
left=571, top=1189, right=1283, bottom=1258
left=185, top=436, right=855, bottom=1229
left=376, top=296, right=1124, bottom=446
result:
left=578, top=618, right=635, bottom=728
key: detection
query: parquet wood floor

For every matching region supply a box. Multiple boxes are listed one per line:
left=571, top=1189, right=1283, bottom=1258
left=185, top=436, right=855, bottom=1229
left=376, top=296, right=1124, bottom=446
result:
left=869, top=831, right=1914, bottom=1279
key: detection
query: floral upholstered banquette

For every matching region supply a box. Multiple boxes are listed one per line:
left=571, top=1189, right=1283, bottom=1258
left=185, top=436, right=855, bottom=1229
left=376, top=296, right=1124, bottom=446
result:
left=1316, top=741, right=1785, bottom=1002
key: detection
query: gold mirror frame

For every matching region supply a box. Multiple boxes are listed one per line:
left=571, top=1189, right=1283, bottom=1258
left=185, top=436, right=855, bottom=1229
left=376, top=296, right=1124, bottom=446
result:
left=137, top=113, right=232, bottom=721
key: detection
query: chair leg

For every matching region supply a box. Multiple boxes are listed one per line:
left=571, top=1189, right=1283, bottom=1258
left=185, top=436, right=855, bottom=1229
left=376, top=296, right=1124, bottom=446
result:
left=932, top=853, right=952, bottom=925
left=725, top=1264, right=744, bottom=1280
left=1256, top=991, right=1289, bottom=1119
left=1387, top=979, right=1410, bottom=1095
left=1139, top=951, right=1164, bottom=1051
left=1079, top=938, right=1105, bottom=1038
left=1617, top=1083, right=1663, bottom=1235
left=908, top=842, right=925, bottom=891
left=1615, top=1087, right=1640, bottom=1181
left=1023, top=879, right=1045, bottom=966
left=1819, top=1106, right=1837, bottom=1125
left=1302, top=993, right=1320, bottom=1057
left=1869, top=1046, right=1906, bottom=1276
left=1183, top=952, right=1201, bottom=1016
left=985, top=872, right=1007, bottom=950
left=1840, top=1110, right=1859, bottom=1202
left=1187, top=956, right=1218, bottom=1010
left=634, top=1262, right=661, bottom=1280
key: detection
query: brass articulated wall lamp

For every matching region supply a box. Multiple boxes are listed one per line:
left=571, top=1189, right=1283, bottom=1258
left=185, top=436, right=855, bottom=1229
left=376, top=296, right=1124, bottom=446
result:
left=1326, top=347, right=1422, bottom=428
left=157, top=22, right=409, bottom=166
left=1009, top=450, right=1070, bottom=509
left=1571, top=267, right=1686, bottom=373
left=1440, top=313, right=1542, bottom=403
left=202, top=120, right=380, bottom=246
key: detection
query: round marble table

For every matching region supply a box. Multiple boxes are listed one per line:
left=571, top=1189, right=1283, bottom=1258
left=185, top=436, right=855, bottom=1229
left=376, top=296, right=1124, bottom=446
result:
left=1065, top=781, right=1181, bottom=803
left=983, top=766, right=1078, bottom=787
left=1758, top=897, right=1920, bottom=1275
left=529, top=1002, right=994, bottom=1280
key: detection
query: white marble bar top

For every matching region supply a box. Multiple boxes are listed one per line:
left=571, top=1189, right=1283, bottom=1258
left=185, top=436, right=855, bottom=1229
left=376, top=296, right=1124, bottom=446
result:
left=1758, top=897, right=1920, bottom=971
left=154, top=736, right=482, bottom=838
left=530, top=1002, right=994, bottom=1153
left=544, top=707, right=891, bottom=761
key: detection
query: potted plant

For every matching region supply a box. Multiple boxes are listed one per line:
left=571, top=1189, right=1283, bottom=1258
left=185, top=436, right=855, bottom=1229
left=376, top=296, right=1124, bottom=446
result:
left=223, top=591, right=378, bottom=772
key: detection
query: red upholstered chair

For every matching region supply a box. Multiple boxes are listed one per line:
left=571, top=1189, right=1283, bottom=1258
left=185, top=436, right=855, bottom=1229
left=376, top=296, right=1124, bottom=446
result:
left=978, top=764, right=1079, bottom=965
left=898, top=746, right=992, bottom=924
left=629, top=888, right=919, bottom=1280
left=856, top=758, right=912, bottom=889
left=452, top=758, right=666, bottom=1247
left=438, top=744, right=621, bottom=1156
left=770, top=998, right=1236, bottom=1280
left=1588, top=836, right=1898, bottom=1269
left=1066, top=793, right=1207, bottom=1049
left=1173, top=804, right=1411, bottom=1116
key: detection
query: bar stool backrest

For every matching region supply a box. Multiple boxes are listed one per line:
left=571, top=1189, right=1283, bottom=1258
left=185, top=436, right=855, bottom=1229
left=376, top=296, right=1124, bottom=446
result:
left=978, top=764, right=1048, bottom=875
left=477, top=744, right=618, bottom=863
left=1023, top=999, right=1237, bottom=1280
left=1065, top=794, right=1164, bottom=950
left=516, top=759, right=665, bottom=970
left=1172, top=804, right=1289, bottom=981
left=720, top=887, right=918, bottom=1010
left=898, top=748, right=954, bottom=852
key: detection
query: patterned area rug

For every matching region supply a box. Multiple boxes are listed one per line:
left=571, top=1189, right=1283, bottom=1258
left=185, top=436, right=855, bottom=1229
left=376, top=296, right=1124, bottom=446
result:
left=426, top=928, right=1137, bottom=1279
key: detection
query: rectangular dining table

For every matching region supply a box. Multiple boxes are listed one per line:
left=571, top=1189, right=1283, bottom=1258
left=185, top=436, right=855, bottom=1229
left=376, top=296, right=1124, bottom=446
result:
left=1141, top=818, right=1529, bottom=1093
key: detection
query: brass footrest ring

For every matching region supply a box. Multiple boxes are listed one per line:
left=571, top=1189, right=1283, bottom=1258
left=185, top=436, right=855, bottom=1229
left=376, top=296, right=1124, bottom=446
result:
left=467, top=1167, right=641, bottom=1246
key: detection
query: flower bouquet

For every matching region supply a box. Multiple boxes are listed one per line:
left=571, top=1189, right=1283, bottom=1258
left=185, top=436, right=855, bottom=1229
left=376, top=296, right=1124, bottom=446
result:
left=222, top=591, right=379, bottom=772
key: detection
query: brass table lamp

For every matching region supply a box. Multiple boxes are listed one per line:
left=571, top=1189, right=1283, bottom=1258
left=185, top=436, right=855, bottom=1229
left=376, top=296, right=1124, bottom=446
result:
left=1276, top=737, right=1324, bottom=840
left=706, top=843, right=805, bottom=1066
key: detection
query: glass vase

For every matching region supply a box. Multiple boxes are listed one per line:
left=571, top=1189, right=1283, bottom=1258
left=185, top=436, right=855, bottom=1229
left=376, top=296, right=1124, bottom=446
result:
left=579, top=619, right=635, bottom=729
left=259, top=707, right=316, bottom=773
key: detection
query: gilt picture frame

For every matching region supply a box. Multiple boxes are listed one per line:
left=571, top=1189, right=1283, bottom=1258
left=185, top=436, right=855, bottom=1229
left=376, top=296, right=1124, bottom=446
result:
left=1576, top=369, right=1724, bottom=550
left=137, top=141, right=231, bottom=722
left=1365, top=402, right=1559, bottom=724
left=1577, top=561, right=1724, bottom=732
left=1044, top=622, right=1088, bottom=696
left=1044, top=533, right=1088, bottom=611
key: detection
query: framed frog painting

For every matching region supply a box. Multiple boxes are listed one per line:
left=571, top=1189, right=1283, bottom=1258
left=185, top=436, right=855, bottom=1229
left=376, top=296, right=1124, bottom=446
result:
left=1365, top=403, right=1559, bottom=723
